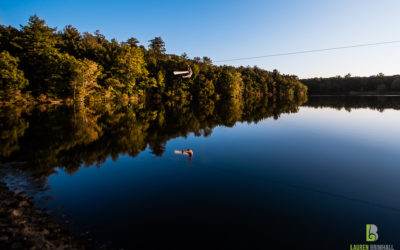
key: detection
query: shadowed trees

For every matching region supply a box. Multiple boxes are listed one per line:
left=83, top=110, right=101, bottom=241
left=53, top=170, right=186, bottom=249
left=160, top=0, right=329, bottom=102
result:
left=302, top=74, right=400, bottom=94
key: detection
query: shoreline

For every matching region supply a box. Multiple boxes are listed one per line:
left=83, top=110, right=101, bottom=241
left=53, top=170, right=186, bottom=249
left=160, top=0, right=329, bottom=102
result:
left=0, top=181, right=86, bottom=249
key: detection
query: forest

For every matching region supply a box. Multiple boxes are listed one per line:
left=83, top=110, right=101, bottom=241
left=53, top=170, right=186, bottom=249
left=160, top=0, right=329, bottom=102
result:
left=302, top=74, right=400, bottom=94
left=0, top=15, right=307, bottom=105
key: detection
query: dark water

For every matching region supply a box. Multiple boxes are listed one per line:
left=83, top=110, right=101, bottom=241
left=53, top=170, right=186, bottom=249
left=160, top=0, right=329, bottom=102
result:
left=1, top=96, right=400, bottom=249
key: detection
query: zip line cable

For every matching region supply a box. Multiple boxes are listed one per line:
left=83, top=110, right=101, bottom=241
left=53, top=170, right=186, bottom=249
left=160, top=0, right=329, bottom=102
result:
left=204, top=164, right=400, bottom=213
left=214, top=40, right=400, bottom=63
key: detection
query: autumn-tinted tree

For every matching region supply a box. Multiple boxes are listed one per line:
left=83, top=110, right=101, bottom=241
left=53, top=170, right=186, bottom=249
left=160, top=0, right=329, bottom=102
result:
left=71, top=58, right=102, bottom=103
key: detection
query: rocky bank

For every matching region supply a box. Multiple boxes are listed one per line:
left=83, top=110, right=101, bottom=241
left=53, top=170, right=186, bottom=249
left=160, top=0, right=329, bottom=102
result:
left=0, top=182, right=85, bottom=250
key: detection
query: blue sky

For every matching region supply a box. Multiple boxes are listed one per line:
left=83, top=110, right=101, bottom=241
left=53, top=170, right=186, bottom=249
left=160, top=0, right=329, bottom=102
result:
left=0, top=0, right=399, bottom=78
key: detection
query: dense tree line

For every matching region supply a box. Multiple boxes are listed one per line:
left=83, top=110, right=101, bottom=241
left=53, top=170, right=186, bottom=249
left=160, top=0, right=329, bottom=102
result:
left=0, top=15, right=307, bottom=104
left=304, top=95, right=400, bottom=112
left=302, top=74, right=400, bottom=94
left=0, top=96, right=306, bottom=177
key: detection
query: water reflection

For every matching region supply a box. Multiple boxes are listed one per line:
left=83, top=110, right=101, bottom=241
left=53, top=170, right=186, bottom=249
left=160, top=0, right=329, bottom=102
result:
left=2, top=95, right=400, bottom=249
left=305, top=95, right=400, bottom=111
left=0, top=96, right=305, bottom=177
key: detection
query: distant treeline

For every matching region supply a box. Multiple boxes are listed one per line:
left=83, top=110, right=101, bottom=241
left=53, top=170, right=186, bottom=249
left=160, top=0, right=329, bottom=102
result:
left=304, top=95, right=400, bottom=112
left=302, top=74, right=400, bottom=95
left=0, top=15, right=307, bottom=104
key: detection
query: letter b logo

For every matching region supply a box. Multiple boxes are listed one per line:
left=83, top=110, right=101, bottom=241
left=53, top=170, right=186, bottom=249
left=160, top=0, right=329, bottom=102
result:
left=366, top=224, right=378, bottom=242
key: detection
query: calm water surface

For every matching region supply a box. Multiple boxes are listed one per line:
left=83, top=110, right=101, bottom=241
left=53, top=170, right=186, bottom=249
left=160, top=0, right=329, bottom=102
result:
left=1, top=96, right=400, bottom=249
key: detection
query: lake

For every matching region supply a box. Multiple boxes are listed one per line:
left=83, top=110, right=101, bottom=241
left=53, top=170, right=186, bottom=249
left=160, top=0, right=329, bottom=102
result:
left=1, top=96, right=400, bottom=249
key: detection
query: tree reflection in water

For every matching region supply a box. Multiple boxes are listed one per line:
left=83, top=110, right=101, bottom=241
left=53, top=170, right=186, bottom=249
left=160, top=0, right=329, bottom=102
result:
left=0, top=96, right=306, bottom=177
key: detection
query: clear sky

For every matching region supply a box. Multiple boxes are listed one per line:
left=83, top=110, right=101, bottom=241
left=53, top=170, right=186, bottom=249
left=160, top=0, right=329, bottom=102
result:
left=0, top=0, right=399, bottom=78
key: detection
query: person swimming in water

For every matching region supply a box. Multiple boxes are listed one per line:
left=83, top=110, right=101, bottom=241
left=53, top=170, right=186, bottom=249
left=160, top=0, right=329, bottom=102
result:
left=181, top=149, right=193, bottom=157
left=174, top=149, right=194, bottom=163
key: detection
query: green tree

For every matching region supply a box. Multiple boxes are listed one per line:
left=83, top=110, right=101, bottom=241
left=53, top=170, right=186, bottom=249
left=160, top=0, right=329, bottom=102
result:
left=148, top=37, right=166, bottom=54
left=0, top=25, right=21, bottom=55
left=215, top=68, right=243, bottom=98
left=202, top=56, right=212, bottom=65
left=195, top=74, right=214, bottom=98
left=60, top=25, right=82, bottom=57
left=106, top=44, right=148, bottom=96
left=18, top=15, right=59, bottom=95
left=126, top=37, right=139, bottom=47
left=0, top=51, right=29, bottom=102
